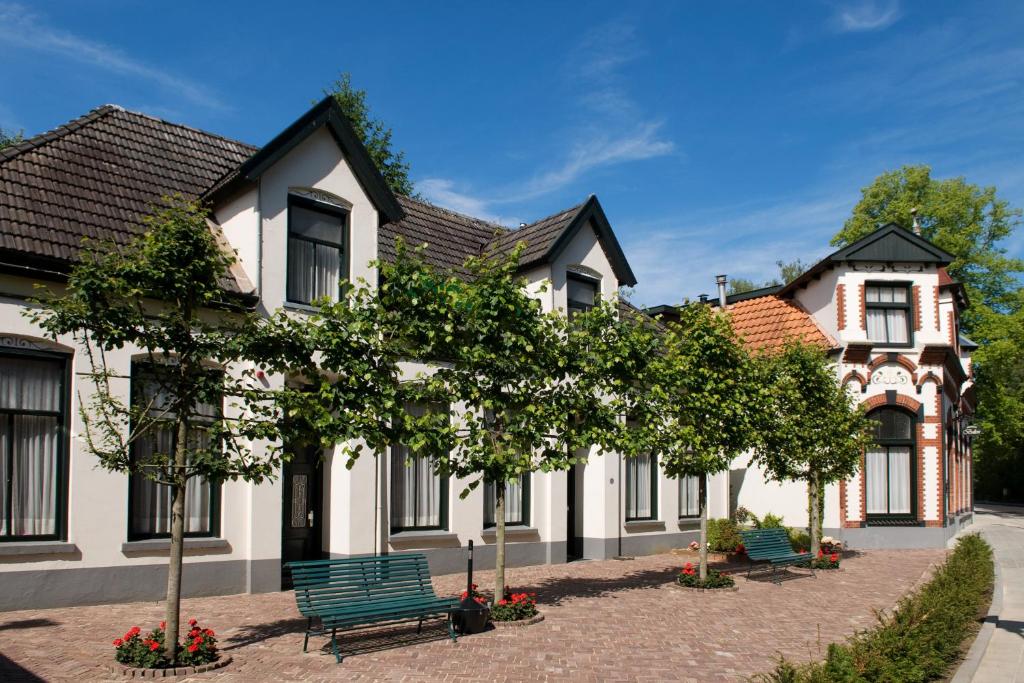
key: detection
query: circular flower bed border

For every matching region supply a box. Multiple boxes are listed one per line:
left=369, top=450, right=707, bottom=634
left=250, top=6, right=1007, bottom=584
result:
left=490, top=613, right=545, bottom=628
left=112, top=654, right=232, bottom=678
left=671, top=582, right=739, bottom=592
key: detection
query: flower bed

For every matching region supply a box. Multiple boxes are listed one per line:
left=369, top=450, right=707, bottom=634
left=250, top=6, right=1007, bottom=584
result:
left=112, top=618, right=221, bottom=675
left=676, top=562, right=736, bottom=590
left=806, top=549, right=841, bottom=570
left=491, top=590, right=539, bottom=622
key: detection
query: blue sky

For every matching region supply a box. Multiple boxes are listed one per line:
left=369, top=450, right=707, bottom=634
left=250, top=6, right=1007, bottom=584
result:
left=1, top=1, right=1021, bottom=306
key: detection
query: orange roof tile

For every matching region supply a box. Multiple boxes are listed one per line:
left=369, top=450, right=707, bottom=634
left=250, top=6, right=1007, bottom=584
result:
left=726, top=295, right=836, bottom=353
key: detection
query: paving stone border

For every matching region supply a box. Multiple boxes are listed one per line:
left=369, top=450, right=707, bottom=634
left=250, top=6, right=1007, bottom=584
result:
left=669, top=582, right=740, bottom=593
left=489, top=613, right=545, bottom=628
left=111, top=654, right=232, bottom=678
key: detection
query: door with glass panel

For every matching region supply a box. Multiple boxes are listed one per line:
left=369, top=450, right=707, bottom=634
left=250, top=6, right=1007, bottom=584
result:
left=865, top=407, right=915, bottom=521
left=281, top=445, right=323, bottom=587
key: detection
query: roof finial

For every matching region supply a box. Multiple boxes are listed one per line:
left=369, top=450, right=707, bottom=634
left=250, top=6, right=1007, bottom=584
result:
left=911, top=207, right=921, bottom=236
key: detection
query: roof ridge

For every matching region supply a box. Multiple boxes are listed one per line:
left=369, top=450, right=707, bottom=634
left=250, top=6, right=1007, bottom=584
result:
left=398, top=194, right=509, bottom=233
left=521, top=198, right=589, bottom=229
left=0, top=104, right=120, bottom=164
left=111, top=106, right=260, bottom=152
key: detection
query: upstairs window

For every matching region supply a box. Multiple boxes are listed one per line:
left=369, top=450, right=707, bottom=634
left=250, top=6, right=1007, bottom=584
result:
left=865, top=283, right=911, bottom=346
left=0, top=351, right=67, bottom=541
left=286, top=197, right=348, bottom=306
left=567, top=274, right=598, bottom=319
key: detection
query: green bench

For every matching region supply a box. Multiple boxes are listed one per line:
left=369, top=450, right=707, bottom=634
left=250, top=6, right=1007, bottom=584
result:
left=285, top=554, right=458, bottom=662
left=739, top=528, right=814, bottom=582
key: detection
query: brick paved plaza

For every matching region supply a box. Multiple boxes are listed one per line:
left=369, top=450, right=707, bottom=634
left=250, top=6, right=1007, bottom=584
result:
left=0, top=549, right=943, bottom=682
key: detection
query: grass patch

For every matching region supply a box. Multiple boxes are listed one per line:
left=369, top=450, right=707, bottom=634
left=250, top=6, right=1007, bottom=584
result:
left=754, top=534, right=994, bottom=682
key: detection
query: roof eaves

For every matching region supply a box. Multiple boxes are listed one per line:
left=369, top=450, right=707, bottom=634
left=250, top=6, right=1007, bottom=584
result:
left=538, top=196, right=638, bottom=287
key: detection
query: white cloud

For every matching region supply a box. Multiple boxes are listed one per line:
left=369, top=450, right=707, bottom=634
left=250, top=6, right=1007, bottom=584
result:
left=834, top=1, right=902, bottom=33
left=0, top=3, right=226, bottom=111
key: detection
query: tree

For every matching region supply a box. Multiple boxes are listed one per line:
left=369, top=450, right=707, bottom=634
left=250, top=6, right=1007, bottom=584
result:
left=641, top=302, right=764, bottom=579
left=408, top=245, right=608, bottom=599
left=753, top=341, right=873, bottom=551
left=29, top=197, right=414, bottom=663
left=0, top=127, right=24, bottom=151
left=324, top=73, right=414, bottom=197
left=726, top=260, right=808, bottom=295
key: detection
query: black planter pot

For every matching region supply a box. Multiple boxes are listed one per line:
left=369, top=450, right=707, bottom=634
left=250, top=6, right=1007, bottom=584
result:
left=453, top=600, right=491, bottom=634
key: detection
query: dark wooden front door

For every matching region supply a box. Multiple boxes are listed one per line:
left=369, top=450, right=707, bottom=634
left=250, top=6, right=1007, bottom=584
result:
left=281, top=446, right=323, bottom=588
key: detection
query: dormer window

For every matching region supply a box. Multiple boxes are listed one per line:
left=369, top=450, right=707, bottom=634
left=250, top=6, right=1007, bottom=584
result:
left=865, top=283, right=911, bottom=346
left=286, top=197, right=348, bottom=306
left=567, top=274, right=598, bottom=319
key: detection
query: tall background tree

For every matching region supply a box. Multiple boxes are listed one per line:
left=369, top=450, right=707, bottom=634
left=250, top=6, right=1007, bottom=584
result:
left=324, top=73, right=415, bottom=197
left=727, top=259, right=808, bottom=295
left=754, top=341, right=873, bottom=551
left=833, top=165, right=1024, bottom=501
left=0, top=127, right=24, bottom=151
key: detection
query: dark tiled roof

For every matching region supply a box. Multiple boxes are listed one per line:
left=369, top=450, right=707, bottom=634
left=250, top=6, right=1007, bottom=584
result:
left=486, top=202, right=586, bottom=267
left=0, top=105, right=257, bottom=292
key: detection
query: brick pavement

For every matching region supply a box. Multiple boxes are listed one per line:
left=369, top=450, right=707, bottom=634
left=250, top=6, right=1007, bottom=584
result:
left=0, top=549, right=942, bottom=682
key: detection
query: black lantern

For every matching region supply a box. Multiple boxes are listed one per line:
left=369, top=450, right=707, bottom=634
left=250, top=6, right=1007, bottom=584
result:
left=453, top=540, right=490, bottom=634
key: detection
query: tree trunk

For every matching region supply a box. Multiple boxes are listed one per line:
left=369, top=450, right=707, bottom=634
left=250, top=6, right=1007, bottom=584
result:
left=808, top=471, right=820, bottom=554
left=698, top=472, right=708, bottom=581
left=164, top=416, right=189, bottom=664
left=495, top=483, right=506, bottom=601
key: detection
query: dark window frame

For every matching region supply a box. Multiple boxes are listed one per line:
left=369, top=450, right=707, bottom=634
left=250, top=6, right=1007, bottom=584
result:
left=566, top=272, right=599, bottom=319
left=678, top=475, right=700, bottom=520
left=483, top=473, right=531, bottom=528
left=285, top=194, right=350, bottom=307
left=127, top=362, right=223, bottom=541
left=865, top=406, right=917, bottom=522
left=0, top=348, right=70, bottom=542
left=864, top=280, right=914, bottom=348
left=625, top=452, right=659, bottom=522
left=389, top=403, right=450, bottom=533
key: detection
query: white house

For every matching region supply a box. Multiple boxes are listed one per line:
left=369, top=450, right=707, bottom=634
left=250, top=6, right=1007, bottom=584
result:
left=0, top=99, right=727, bottom=610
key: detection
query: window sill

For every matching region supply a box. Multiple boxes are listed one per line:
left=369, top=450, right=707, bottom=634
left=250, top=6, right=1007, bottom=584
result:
left=481, top=526, right=539, bottom=539
left=624, top=520, right=665, bottom=532
left=0, top=541, right=79, bottom=557
left=282, top=301, right=321, bottom=314
left=677, top=517, right=700, bottom=528
left=121, top=538, right=230, bottom=554
left=388, top=530, right=460, bottom=547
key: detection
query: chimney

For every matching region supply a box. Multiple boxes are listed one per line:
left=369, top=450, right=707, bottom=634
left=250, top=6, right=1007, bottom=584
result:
left=698, top=294, right=709, bottom=304
left=716, top=274, right=728, bottom=308
left=911, top=208, right=921, bottom=236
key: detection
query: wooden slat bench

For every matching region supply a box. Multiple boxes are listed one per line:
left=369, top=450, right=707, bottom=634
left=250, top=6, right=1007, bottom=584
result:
left=285, top=554, right=458, bottom=662
left=739, top=528, right=814, bottom=582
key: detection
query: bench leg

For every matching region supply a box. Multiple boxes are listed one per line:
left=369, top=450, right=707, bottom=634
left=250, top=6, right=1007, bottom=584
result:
left=417, top=618, right=423, bottom=634
left=446, top=613, right=458, bottom=642
left=331, top=628, right=342, bottom=664
left=303, top=617, right=311, bottom=653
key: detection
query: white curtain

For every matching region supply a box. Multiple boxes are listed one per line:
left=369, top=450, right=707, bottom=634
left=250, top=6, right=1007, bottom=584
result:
left=390, top=402, right=443, bottom=529
left=1, top=356, right=62, bottom=537
left=866, top=309, right=888, bottom=342
left=865, top=448, right=888, bottom=514
left=628, top=454, right=653, bottom=519
left=130, top=426, right=212, bottom=536
left=314, top=243, right=340, bottom=302
left=680, top=475, right=699, bottom=517
left=484, top=477, right=525, bottom=525
left=888, top=446, right=911, bottom=514
left=866, top=286, right=909, bottom=343
left=288, top=238, right=340, bottom=304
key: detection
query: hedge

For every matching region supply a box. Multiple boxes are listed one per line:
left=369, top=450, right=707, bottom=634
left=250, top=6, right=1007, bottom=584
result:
left=756, top=534, right=994, bottom=683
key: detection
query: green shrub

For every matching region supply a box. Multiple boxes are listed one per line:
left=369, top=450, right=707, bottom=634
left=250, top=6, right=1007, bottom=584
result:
left=733, top=506, right=755, bottom=525
left=788, top=528, right=811, bottom=552
left=755, top=534, right=994, bottom=682
left=707, top=518, right=743, bottom=552
left=758, top=512, right=785, bottom=529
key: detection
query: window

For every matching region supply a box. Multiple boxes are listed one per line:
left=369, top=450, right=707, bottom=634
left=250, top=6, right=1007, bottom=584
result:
left=566, top=274, right=598, bottom=319
left=0, top=351, right=67, bottom=541
left=678, top=475, right=699, bottom=518
left=390, top=403, right=448, bottom=532
left=128, top=364, right=221, bottom=539
left=865, top=283, right=911, bottom=346
left=865, top=407, right=915, bottom=518
left=286, top=197, right=348, bottom=305
left=625, top=453, right=658, bottom=521
left=484, top=474, right=530, bottom=527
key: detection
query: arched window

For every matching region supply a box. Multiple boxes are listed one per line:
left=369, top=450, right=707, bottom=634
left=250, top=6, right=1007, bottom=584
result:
left=865, top=407, right=915, bottom=519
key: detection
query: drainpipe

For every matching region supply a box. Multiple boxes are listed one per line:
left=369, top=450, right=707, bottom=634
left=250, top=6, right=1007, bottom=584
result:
left=716, top=275, right=728, bottom=308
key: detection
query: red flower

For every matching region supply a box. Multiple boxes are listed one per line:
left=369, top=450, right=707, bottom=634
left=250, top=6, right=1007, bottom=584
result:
left=193, top=636, right=203, bottom=645
left=470, top=583, right=477, bottom=589
left=460, top=591, right=468, bottom=599
left=159, top=621, right=166, bottom=630
left=830, top=553, right=838, bottom=563
left=498, top=599, right=508, bottom=606
left=113, top=638, right=123, bottom=647
left=817, top=550, right=824, bottom=558
left=735, top=543, right=745, bottom=553
left=149, top=641, right=160, bottom=652
left=204, top=629, right=214, bottom=636
left=188, top=644, right=198, bottom=653
left=128, top=626, right=141, bottom=636
left=188, top=618, right=197, bottom=626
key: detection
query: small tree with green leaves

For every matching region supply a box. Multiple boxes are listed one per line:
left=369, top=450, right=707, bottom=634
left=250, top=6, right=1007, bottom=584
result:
left=640, top=302, right=765, bottom=579
left=324, top=73, right=414, bottom=197
left=0, top=127, right=24, bottom=151
left=753, top=340, right=874, bottom=552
